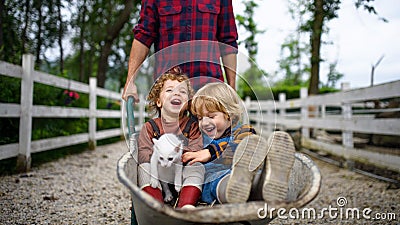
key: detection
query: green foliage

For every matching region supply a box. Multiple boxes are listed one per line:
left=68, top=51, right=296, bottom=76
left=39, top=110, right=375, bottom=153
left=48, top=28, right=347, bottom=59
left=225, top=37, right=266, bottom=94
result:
left=324, top=61, right=344, bottom=88
left=235, top=0, right=264, bottom=65
left=319, top=86, right=339, bottom=95
left=271, top=86, right=303, bottom=100
left=269, top=85, right=339, bottom=100
left=0, top=1, right=24, bottom=64
left=239, top=85, right=273, bottom=101
left=0, top=76, right=20, bottom=103
left=32, top=118, right=87, bottom=140
left=277, top=0, right=311, bottom=86
left=0, top=118, right=19, bottom=144
left=237, top=66, right=273, bottom=100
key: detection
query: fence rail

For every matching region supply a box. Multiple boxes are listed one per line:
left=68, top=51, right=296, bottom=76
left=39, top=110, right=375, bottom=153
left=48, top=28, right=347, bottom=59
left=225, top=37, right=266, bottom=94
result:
left=0, top=54, right=144, bottom=171
left=246, top=81, right=400, bottom=173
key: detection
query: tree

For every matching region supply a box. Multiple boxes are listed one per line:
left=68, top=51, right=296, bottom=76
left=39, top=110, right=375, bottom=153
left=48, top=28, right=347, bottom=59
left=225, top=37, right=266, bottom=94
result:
left=0, top=1, right=24, bottom=64
left=324, top=61, right=343, bottom=88
left=96, top=0, right=136, bottom=87
left=68, top=0, right=140, bottom=85
left=276, top=0, right=311, bottom=86
left=235, top=0, right=269, bottom=100
left=308, top=0, right=340, bottom=95
left=1, top=0, right=63, bottom=67
left=75, top=0, right=88, bottom=82
left=307, top=0, right=386, bottom=95
left=56, top=0, right=65, bottom=73
left=235, top=0, right=264, bottom=66
left=277, top=34, right=310, bottom=86
left=1, top=0, right=263, bottom=93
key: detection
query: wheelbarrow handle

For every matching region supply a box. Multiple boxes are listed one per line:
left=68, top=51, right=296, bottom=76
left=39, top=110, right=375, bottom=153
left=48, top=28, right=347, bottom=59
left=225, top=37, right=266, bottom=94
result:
left=126, top=96, right=136, bottom=136
left=126, top=96, right=139, bottom=225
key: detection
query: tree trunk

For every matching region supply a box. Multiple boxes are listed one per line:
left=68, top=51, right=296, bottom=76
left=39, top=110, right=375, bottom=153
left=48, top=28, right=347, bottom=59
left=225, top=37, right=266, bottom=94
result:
left=309, top=0, right=324, bottom=95
left=22, top=0, right=30, bottom=58
left=0, top=0, right=4, bottom=53
left=57, top=0, right=64, bottom=73
left=88, top=44, right=94, bottom=82
left=35, top=0, right=43, bottom=66
left=96, top=0, right=134, bottom=87
left=79, top=0, right=87, bottom=82
left=97, top=42, right=112, bottom=87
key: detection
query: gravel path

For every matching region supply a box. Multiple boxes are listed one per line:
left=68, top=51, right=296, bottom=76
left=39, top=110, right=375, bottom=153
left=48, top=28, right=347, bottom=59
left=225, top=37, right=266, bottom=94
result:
left=1, top=141, right=399, bottom=224
left=270, top=158, right=399, bottom=225
left=0, top=141, right=131, bottom=224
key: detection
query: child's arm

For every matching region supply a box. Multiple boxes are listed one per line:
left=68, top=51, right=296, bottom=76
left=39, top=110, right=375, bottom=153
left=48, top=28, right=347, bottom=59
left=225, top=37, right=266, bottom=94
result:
left=137, top=122, right=155, bottom=164
left=232, top=125, right=257, bottom=143
left=206, top=125, right=257, bottom=161
left=181, top=149, right=211, bottom=165
left=205, top=143, right=225, bottom=161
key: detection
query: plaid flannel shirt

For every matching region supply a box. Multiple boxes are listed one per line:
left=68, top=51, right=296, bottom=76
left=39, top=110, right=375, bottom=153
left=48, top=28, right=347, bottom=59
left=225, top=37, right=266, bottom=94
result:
left=133, top=0, right=238, bottom=89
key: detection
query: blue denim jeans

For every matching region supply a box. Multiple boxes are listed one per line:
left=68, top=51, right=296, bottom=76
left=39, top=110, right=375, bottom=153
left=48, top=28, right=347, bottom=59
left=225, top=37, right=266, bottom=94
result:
left=201, top=162, right=231, bottom=204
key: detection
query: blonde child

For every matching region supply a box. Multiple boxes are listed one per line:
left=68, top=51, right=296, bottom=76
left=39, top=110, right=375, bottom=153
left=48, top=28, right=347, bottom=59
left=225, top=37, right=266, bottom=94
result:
left=182, top=82, right=296, bottom=204
left=137, top=67, right=204, bottom=208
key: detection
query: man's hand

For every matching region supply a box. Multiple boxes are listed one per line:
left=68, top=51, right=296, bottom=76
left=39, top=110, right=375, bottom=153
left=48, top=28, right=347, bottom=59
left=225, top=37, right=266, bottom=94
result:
left=182, top=149, right=211, bottom=165
left=122, top=80, right=139, bottom=103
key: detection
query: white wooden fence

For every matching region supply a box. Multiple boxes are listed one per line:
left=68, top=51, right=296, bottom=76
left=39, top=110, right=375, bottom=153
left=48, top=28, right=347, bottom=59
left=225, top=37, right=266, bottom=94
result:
left=0, top=54, right=142, bottom=171
left=245, top=81, right=400, bottom=173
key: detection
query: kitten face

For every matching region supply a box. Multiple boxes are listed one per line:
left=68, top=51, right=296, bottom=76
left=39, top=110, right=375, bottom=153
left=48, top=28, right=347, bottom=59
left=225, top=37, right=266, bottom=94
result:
left=153, top=134, right=183, bottom=168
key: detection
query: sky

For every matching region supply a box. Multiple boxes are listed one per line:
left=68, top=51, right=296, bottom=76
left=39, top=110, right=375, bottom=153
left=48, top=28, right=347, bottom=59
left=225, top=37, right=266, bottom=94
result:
left=233, top=0, right=400, bottom=89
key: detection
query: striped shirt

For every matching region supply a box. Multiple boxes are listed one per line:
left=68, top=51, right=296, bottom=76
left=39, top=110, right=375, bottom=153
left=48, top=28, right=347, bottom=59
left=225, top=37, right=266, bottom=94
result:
left=204, top=124, right=257, bottom=162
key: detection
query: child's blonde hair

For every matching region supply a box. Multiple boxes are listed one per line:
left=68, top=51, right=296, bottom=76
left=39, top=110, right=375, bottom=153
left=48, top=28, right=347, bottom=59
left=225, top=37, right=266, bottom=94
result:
left=191, top=82, right=243, bottom=126
left=147, top=67, right=194, bottom=117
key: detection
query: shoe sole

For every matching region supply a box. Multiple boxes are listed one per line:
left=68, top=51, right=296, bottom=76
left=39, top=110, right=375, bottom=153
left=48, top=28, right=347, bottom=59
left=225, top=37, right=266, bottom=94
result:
left=226, top=135, right=269, bottom=203
left=262, top=131, right=295, bottom=202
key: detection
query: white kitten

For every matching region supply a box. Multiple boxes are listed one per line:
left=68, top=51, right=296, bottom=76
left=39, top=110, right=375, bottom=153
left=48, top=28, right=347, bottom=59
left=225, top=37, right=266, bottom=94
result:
left=150, top=133, right=183, bottom=202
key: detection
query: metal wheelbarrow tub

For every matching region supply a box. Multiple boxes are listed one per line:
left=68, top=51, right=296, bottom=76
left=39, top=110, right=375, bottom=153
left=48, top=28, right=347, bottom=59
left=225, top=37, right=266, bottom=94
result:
left=117, top=134, right=321, bottom=225
left=118, top=97, right=321, bottom=224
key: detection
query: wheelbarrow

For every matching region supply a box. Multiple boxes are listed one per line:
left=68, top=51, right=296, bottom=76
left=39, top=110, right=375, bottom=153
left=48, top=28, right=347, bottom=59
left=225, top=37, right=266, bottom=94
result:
left=117, top=97, right=321, bottom=225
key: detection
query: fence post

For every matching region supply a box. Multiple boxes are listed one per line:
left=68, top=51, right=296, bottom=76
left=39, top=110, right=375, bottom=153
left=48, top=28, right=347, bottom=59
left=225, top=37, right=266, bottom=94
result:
left=300, top=88, right=309, bottom=138
left=266, top=101, right=273, bottom=134
left=279, top=93, right=286, bottom=117
left=243, top=96, right=251, bottom=125
left=279, top=93, right=286, bottom=131
left=321, top=104, right=326, bottom=119
left=256, top=104, right=261, bottom=132
left=89, top=77, right=97, bottom=150
left=17, top=54, right=34, bottom=172
left=341, top=82, right=353, bottom=148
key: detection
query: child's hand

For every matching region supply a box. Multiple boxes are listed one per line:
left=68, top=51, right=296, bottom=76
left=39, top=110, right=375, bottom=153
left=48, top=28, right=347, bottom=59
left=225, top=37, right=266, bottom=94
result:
left=182, top=149, right=211, bottom=165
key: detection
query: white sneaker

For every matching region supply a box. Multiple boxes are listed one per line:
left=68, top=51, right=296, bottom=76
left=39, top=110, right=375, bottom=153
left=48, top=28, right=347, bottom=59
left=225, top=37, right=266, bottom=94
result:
left=226, top=135, right=269, bottom=203
left=262, top=131, right=295, bottom=202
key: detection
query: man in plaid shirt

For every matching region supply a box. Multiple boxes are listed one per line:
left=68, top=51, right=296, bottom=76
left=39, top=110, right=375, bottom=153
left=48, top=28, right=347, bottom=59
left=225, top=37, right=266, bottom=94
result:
left=122, top=0, right=238, bottom=102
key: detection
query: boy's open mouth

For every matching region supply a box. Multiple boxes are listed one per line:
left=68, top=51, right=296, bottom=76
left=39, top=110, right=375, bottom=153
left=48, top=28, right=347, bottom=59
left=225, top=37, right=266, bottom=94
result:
left=203, top=126, right=215, bottom=134
left=170, top=99, right=182, bottom=105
